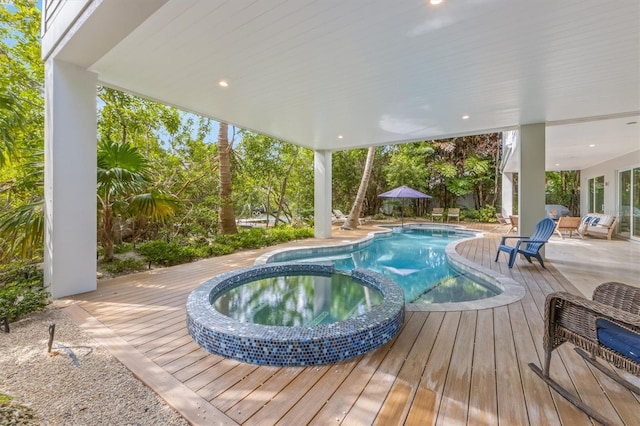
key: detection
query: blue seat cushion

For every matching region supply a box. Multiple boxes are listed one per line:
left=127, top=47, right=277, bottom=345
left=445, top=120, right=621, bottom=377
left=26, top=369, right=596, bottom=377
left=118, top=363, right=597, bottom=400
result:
left=596, top=319, right=640, bottom=363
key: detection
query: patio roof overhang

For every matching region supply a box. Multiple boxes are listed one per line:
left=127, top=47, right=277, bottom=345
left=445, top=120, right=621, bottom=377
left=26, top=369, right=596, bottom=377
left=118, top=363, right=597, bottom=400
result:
left=43, top=0, right=639, bottom=169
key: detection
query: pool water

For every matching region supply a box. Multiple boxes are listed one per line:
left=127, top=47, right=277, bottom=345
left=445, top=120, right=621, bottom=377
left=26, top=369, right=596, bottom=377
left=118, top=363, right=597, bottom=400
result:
left=287, top=227, right=500, bottom=304
left=212, top=273, right=383, bottom=326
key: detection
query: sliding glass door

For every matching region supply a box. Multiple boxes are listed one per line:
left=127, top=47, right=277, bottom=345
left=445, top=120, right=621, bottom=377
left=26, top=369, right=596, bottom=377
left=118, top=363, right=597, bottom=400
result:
left=618, top=167, right=640, bottom=240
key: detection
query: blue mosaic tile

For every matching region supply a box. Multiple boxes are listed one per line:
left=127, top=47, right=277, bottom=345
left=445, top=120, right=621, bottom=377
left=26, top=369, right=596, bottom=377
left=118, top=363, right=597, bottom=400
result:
left=186, top=262, right=405, bottom=366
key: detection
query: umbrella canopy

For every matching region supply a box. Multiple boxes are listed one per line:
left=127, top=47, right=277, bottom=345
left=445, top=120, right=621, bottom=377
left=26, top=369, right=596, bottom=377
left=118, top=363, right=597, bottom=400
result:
left=378, top=185, right=432, bottom=226
left=378, top=185, right=432, bottom=199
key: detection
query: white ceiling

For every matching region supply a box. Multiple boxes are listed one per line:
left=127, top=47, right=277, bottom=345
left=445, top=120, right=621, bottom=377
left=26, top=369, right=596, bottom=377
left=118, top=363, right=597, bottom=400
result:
left=63, top=0, right=640, bottom=169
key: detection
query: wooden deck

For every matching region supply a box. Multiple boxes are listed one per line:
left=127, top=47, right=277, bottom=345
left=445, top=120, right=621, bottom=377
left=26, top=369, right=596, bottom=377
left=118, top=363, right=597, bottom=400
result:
left=64, top=223, right=640, bottom=425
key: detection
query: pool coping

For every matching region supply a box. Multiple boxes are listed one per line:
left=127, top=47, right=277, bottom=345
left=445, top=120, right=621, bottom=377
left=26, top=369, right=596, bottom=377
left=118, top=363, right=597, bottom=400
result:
left=255, top=224, right=525, bottom=312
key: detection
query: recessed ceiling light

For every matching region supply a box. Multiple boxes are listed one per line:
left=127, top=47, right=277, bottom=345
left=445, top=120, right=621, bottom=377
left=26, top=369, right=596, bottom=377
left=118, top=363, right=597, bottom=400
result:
left=462, top=115, right=469, bottom=120
left=589, top=144, right=595, bottom=147
left=337, top=135, right=344, bottom=139
left=430, top=0, right=443, bottom=4
left=218, top=80, right=229, bottom=87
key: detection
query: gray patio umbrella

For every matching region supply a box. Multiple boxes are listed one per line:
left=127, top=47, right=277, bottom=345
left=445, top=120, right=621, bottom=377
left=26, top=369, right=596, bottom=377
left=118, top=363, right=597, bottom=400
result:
left=378, top=185, right=432, bottom=226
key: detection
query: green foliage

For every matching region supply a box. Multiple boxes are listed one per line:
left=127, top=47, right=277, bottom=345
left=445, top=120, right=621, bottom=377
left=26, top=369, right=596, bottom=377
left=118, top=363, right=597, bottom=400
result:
left=333, top=146, right=391, bottom=216
left=0, top=391, right=36, bottom=424
left=101, top=258, right=146, bottom=275
left=546, top=171, right=580, bottom=215
left=135, top=226, right=314, bottom=267
left=113, top=243, right=133, bottom=254
left=384, top=143, right=430, bottom=190
left=0, top=200, right=44, bottom=261
left=97, top=139, right=179, bottom=260
left=0, top=263, right=49, bottom=321
left=0, top=2, right=45, bottom=262
left=235, top=131, right=313, bottom=224
left=207, top=243, right=235, bottom=257
left=136, top=241, right=200, bottom=266
left=463, top=205, right=497, bottom=222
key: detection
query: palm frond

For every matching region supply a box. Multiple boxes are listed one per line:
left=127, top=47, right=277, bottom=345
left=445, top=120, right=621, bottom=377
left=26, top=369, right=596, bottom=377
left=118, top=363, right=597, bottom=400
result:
left=0, top=200, right=44, bottom=260
left=128, top=191, right=180, bottom=223
left=97, top=139, right=149, bottom=196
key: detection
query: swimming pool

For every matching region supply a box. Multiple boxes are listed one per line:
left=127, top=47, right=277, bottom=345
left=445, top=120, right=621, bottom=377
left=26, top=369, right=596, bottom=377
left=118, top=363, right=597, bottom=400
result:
left=257, top=224, right=526, bottom=310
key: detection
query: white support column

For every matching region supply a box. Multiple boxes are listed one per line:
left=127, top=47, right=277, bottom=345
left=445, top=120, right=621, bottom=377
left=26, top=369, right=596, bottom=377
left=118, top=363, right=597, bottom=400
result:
left=518, top=123, right=546, bottom=237
left=44, top=59, right=97, bottom=298
left=501, top=172, right=514, bottom=217
left=314, top=150, right=332, bottom=238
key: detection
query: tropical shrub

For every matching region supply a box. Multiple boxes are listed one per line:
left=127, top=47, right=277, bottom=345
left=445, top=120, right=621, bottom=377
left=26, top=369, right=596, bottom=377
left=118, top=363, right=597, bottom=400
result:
left=136, top=241, right=200, bottom=266
left=101, top=258, right=146, bottom=275
left=0, top=263, right=49, bottom=321
left=462, top=205, right=497, bottom=222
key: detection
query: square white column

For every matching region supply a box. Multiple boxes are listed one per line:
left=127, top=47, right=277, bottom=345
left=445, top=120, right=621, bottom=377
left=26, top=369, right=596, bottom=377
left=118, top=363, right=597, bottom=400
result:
left=501, top=172, right=514, bottom=217
left=314, top=150, right=332, bottom=238
left=44, top=59, right=97, bottom=298
left=518, top=123, right=546, bottom=237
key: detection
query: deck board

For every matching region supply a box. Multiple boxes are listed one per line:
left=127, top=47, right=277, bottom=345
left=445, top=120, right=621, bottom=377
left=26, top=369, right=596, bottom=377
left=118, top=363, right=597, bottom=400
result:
left=375, top=311, right=443, bottom=425
left=467, top=308, right=497, bottom=426
left=343, top=312, right=427, bottom=425
left=436, top=310, right=476, bottom=425
left=64, top=223, right=640, bottom=425
left=493, top=305, right=529, bottom=425
left=274, top=357, right=360, bottom=425
left=307, top=319, right=407, bottom=425
left=227, top=366, right=307, bottom=424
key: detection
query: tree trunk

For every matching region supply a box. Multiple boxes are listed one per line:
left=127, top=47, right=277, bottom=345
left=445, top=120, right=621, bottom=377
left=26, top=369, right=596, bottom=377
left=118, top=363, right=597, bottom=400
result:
left=342, top=147, right=375, bottom=230
left=217, top=122, right=237, bottom=234
left=274, top=150, right=298, bottom=226
left=100, top=202, right=115, bottom=261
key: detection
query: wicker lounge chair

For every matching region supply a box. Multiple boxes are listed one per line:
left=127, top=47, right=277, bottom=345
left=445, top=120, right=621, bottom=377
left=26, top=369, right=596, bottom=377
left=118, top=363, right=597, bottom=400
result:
left=529, top=282, right=640, bottom=425
left=494, top=217, right=555, bottom=268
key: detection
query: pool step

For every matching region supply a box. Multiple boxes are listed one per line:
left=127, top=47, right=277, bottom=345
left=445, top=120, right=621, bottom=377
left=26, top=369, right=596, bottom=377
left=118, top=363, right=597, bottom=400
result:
left=408, top=273, right=464, bottom=303
left=305, top=311, right=329, bottom=326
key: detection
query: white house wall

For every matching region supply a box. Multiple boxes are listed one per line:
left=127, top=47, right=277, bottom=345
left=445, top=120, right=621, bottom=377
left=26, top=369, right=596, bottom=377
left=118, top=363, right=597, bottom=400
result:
left=581, top=149, right=640, bottom=216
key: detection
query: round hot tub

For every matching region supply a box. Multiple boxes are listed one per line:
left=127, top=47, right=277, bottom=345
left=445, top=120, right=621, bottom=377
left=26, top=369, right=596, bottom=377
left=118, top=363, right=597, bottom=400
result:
left=186, top=263, right=404, bottom=366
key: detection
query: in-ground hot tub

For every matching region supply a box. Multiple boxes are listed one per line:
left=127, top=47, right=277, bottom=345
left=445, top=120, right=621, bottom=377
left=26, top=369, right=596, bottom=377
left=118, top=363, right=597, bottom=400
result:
left=186, top=263, right=405, bottom=366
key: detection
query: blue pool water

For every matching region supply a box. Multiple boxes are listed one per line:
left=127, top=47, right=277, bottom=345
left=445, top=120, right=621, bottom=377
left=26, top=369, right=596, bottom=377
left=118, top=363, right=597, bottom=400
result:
left=274, top=227, right=500, bottom=304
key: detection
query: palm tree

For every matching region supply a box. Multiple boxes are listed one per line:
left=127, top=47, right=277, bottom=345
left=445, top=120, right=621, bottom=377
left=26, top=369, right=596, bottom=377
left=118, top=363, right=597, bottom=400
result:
left=97, top=139, right=178, bottom=260
left=0, top=149, right=44, bottom=261
left=217, top=122, right=237, bottom=234
left=342, top=146, right=375, bottom=230
left=0, top=90, right=25, bottom=167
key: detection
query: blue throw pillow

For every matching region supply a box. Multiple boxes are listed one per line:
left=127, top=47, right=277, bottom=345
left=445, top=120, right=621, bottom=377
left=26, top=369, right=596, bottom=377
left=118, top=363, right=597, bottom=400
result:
left=597, top=319, right=640, bottom=363
left=591, top=217, right=600, bottom=225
